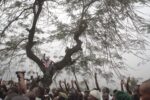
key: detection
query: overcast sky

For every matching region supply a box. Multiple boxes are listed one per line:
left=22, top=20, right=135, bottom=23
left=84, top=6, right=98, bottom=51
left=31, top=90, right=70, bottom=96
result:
left=1, top=2, right=150, bottom=89
left=126, top=4, right=150, bottom=81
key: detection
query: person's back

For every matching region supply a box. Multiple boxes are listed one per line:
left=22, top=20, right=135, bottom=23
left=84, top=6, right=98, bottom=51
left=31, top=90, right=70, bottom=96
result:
left=131, top=85, right=140, bottom=100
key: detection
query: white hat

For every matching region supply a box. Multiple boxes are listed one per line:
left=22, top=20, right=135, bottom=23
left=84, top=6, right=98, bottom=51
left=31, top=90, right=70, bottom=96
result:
left=90, top=90, right=101, bottom=100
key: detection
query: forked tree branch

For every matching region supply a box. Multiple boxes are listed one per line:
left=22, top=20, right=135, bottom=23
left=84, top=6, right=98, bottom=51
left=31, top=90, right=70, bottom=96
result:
left=26, top=0, right=45, bottom=73
left=25, top=0, right=90, bottom=86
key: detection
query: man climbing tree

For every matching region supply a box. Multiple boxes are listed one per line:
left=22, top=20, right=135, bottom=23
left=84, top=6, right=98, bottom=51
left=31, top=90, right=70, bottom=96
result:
left=41, top=54, right=55, bottom=69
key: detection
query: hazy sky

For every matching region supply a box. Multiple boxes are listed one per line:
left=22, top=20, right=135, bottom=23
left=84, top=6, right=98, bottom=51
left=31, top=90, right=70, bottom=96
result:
left=125, top=4, right=150, bottom=81
left=1, top=2, right=150, bottom=89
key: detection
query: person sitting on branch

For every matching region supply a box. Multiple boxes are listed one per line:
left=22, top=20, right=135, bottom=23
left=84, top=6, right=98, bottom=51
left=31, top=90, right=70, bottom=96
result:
left=41, top=54, right=55, bottom=69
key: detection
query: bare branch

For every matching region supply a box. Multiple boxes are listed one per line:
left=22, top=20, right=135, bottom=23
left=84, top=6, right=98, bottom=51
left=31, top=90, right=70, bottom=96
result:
left=54, top=20, right=87, bottom=71
left=0, top=38, right=28, bottom=52
left=26, top=0, right=45, bottom=73
left=0, top=7, right=32, bottom=37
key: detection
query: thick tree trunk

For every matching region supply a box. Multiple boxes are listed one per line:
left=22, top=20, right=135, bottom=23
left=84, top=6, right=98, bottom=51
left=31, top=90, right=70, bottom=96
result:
left=41, top=74, right=53, bottom=87
left=26, top=0, right=88, bottom=87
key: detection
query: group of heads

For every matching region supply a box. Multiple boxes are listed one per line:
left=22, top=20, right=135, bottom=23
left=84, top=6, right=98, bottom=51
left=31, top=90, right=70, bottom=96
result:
left=88, top=87, right=110, bottom=100
left=86, top=79, right=150, bottom=100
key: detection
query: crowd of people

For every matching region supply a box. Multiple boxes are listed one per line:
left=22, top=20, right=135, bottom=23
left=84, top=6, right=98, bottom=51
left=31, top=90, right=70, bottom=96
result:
left=0, top=71, right=150, bottom=100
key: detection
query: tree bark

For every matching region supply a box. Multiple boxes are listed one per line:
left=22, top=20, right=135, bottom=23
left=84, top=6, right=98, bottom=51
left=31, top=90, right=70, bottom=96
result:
left=26, top=0, right=88, bottom=87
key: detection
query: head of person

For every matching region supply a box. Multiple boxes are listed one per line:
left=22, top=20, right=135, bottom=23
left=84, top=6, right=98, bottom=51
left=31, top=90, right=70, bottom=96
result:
left=102, top=87, right=110, bottom=100
left=45, top=87, right=50, bottom=94
left=88, top=90, right=101, bottom=100
left=32, top=86, right=44, bottom=98
left=16, top=71, right=25, bottom=79
left=83, top=90, right=90, bottom=100
left=52, top=88, right=56, bottom=94
left=114, top=91, right=131, bottom=100
left=52, top=88, right=60, bottom=97
left=84, top=90, right=90, bottom=97
left=68, top=88, right=78, bottom=100
left=140, top=79, right=150, bottom=100
left=58, top=92, right=68, bottom=100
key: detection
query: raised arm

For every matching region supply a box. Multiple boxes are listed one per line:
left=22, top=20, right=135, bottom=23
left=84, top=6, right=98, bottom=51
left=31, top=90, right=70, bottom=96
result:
left=74, top=80, right=81, bottom=92
left=120, top=80, right=124, bottom=91
left=84, top=79, right=89, bottom=91
left=63, top=79, right=69, bottom=92
left=59, top=80, right=63, bottom=91
left=94, top=73, right=101, bottom=91
left=71, top=80, right=75, bottom=89
left=125, top=77, right=132, bottom=95
left=42, top=54, right=46, bottom=61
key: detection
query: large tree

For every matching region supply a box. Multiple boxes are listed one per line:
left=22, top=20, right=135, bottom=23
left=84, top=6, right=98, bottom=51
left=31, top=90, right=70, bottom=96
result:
left=0, top=0, right=150, bottom=86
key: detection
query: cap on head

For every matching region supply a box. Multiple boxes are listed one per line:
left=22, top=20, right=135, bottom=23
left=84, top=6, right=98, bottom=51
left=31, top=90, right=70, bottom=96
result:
left=90, top=90, right=101, bottom=100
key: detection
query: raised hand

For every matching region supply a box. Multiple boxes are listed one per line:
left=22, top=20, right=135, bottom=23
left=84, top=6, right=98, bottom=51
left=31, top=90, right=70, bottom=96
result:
left=121, top=80, right=124, bottom=91
left=64, top=79, right=66, bottom=83
left=125, top=77, right=132, bottom=94
left=121, top=80, right=124, bottom=85
left=127, top=77, right=130, bottom=83
left=94, top=72, right=101, bottom=91
left=94, top=73, right=97, bottom=78
left=59, top=80, right=61, bottom=84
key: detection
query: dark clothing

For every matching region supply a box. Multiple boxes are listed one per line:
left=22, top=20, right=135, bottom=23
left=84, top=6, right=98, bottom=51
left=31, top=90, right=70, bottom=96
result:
left=4, top=93, right=18, bottom=100
left=132, top=94, right=140, bottom=100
